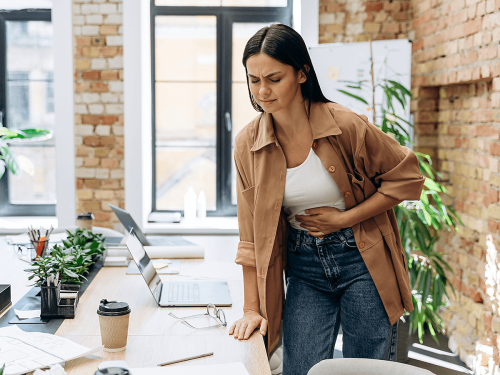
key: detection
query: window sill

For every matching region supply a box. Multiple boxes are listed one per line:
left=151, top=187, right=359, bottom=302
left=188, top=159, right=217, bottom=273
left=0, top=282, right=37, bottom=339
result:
left=145, top=217, right=238, bottom=235
left=0, top=216, right=58, bottom=235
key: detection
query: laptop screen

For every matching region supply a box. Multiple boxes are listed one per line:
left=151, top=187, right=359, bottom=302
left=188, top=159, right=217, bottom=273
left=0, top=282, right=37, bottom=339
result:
left=125, top=229, right=162, bottom=304
left=109, top=204, right=150, bottom=246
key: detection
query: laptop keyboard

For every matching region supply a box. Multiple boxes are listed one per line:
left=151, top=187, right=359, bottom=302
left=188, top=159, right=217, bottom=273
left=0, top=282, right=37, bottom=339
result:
left=168, top=283, right=200, bottom=302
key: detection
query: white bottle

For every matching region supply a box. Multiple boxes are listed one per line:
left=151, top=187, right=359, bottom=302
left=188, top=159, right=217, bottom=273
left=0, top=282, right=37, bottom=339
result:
left=184, top=187, right=197, bottom=222
left=197, top=190, right=206, bottom=220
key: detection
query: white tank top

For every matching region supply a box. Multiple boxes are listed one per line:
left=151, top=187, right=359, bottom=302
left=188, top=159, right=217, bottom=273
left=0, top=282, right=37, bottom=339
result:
left=282, top=148, right=345, bottom=230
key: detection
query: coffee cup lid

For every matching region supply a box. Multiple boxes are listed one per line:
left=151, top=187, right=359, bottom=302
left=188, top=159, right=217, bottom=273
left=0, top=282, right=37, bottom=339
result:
left=97, top=299, right=131, bottom=316
left=94, top=368, right=130, bottom=375
left=77, top=212, right=94, bottom=220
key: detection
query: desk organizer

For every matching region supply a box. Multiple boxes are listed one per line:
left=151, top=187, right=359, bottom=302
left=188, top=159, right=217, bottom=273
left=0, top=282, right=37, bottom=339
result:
left=40, top=281, right=79, bottom=319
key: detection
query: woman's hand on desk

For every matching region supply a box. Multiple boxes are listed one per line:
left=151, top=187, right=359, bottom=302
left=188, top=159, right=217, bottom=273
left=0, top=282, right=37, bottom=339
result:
left=228, top=311, right=267, bottom=340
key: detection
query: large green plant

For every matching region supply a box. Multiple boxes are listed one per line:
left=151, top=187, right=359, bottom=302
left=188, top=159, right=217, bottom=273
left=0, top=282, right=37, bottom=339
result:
left=338, top=47, right=463, bottom=343
left=0, top=124, right=51, bottom=179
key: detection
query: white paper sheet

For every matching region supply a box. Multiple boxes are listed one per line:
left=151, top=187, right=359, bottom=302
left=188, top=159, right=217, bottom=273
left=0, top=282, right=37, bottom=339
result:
left=15, top=308, right=41, bottom=319
left=126, top=259, right=181, bottom=275
left=0, top=326, right=102, bottom=375
left=130, top=362, right=249, bottom=375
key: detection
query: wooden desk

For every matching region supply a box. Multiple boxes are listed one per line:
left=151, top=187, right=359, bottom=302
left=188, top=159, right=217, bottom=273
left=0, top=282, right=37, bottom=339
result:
left=40, top=236, right=272, bottom=374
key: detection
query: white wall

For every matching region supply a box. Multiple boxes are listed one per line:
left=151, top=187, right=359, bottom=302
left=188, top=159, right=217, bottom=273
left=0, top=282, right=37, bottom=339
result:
left=53, top=0, right=75, bottom=227
left=123, top=0, right=152, bottom=230
left=295, top=0, right=318, bottom=47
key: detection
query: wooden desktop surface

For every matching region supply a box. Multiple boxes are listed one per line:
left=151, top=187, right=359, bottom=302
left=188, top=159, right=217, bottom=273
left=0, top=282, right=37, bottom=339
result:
left=0, top=235, right=272, bottom=375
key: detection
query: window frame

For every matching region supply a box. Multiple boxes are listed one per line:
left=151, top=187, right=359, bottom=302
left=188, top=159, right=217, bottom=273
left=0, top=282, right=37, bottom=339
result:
left=150, top=1, right=292, bottom=216
left=0, top=8, right=55, bottom=216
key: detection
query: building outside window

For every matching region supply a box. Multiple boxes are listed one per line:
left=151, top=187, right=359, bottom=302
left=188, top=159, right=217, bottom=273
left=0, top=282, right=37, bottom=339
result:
left=152, top=0, right=292, bottom=216
left=0, top=0, right=55, bottom=216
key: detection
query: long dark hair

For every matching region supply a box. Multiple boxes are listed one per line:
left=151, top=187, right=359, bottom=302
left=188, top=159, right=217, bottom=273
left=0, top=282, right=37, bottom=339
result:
left=242, top=23, right=332, bottom=117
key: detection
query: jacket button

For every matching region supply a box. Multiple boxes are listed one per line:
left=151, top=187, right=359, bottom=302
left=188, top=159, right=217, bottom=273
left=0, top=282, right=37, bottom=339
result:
left=344, top=192, right=351, bottom=198
left=359, top=242, right=365, bottom=249
left=313, top=141, right=318, bottom=148
left=328, top=166, right=336, bottom=173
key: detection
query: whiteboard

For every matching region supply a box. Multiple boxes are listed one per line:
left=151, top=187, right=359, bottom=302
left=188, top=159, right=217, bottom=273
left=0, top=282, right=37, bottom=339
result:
left=308, top=39, right=413, bottom=143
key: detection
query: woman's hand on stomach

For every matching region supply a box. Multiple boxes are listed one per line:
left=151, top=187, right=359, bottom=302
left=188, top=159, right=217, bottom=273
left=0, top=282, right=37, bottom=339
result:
left=295, top=206, right=346, bottom=237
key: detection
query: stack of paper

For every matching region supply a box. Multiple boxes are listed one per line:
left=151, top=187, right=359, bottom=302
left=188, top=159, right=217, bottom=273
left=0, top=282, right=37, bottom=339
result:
left=0, top=326, right=102, bottom=375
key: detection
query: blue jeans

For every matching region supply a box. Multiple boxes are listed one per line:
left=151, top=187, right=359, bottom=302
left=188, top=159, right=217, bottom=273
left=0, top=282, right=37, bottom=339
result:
left=283, top=225, right=398, bottom=375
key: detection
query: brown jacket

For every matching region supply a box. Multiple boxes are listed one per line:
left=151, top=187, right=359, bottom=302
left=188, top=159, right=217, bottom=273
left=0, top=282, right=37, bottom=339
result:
left=233, top=101, right=425, bottom=357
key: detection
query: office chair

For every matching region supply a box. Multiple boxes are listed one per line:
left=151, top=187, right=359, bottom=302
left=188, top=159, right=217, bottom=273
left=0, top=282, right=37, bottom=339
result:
left=307, top=358, right=436, bottom=375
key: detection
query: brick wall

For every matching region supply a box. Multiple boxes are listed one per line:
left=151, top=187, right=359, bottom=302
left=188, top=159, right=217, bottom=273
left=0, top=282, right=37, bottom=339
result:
left=411, top=0, right=500, bottom=372
left=73, top=0, right=124, bottom=230
left=318, top=0, right=412, bottom=43
left=319, top=0, right=500, bottom=372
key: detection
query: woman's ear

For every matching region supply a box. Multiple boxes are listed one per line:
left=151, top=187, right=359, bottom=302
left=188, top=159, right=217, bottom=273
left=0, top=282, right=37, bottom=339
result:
left=299, top=65, right=309, bottom=83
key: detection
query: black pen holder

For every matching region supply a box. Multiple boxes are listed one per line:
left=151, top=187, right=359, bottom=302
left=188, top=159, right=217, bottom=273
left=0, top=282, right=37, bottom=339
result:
left=40, top=280, right=79, bottom=319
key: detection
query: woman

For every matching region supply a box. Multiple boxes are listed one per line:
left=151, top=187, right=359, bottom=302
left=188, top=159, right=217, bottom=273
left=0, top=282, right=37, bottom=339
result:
left=228, top=24, right=424, bottom=375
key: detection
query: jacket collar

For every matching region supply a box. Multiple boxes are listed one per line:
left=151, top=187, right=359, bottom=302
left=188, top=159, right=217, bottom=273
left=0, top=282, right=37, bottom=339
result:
left=250, top=100, right=342, bottom=152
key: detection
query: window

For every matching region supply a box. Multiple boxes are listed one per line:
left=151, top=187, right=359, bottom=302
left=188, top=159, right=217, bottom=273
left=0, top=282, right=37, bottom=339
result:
left=0, top=7, right=55, bottom=216
left=152, top=1, right=292, bottom=216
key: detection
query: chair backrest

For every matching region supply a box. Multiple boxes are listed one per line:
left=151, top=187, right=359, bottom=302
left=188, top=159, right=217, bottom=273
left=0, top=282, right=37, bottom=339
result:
left=307, top=358, right=436, bottom=375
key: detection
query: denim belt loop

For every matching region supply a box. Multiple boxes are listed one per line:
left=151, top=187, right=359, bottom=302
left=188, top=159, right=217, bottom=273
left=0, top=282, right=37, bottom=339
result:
left=295, top=228, right=302, bottom=251
left=337, top=230, right=346, bottom=244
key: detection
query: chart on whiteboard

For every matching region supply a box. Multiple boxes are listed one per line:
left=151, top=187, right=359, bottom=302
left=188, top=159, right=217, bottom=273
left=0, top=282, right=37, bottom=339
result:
left=309, top=39, right=412, bottom=141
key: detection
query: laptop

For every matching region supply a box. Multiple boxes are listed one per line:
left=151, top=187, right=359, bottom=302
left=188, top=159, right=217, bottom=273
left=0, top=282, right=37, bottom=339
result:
left=109, top=204, right=192, bottom=247
left=125, top=228, right=232, bottom=307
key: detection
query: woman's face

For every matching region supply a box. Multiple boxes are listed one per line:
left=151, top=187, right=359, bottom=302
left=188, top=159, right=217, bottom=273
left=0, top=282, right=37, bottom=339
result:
left=245, top=53, right=307, bottom=114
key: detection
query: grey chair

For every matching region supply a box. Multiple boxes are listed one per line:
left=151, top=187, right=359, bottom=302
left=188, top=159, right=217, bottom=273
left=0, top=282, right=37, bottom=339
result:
left=307, top=358, right=436, bottom=375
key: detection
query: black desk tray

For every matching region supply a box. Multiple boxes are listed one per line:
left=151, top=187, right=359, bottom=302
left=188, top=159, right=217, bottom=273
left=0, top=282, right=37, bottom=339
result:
left=41, top=282, right=79, bottom=319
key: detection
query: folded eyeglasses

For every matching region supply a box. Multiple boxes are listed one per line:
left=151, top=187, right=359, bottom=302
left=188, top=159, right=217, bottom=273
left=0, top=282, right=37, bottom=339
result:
left=168, top=303, right=227, bottom=330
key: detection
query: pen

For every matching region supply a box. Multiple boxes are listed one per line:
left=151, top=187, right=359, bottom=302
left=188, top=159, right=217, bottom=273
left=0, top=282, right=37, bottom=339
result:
left=157, top=352, right=213, bottom=366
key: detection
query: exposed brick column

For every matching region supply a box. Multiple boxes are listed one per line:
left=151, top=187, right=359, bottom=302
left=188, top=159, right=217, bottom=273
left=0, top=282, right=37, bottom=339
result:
left=73, top=0, right=124, bottom=230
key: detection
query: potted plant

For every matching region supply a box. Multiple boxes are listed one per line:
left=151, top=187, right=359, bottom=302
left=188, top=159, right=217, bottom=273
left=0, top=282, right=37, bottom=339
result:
left=63, top=228, right=106, bottom=265
left=25, top=228, right=106, bottom=288
left=337, top=38, right=463, bottom=349
left=0, top=123, right=52, bottom=179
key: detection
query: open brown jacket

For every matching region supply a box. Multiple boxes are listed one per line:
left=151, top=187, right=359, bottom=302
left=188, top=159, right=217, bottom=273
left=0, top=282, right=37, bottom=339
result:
left=233, top=101, right=425, bottom=357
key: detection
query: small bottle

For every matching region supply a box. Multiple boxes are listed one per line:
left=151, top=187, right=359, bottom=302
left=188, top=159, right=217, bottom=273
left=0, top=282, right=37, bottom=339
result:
left=197, top=190, right=206, bottom=220
left=184, top=187, right=197, bottom=222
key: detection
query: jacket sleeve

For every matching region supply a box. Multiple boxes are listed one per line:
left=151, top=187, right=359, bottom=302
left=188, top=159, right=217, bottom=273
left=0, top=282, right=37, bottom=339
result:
left=234, top=148, right=257, bottom=268
left=356, top=115, right=425, bottom=201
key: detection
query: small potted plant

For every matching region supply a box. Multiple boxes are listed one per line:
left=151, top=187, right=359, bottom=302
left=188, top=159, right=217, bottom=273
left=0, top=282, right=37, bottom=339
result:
left=25, top=228, right=106, bottom=291
left=63, top=228, right=106, bottom=265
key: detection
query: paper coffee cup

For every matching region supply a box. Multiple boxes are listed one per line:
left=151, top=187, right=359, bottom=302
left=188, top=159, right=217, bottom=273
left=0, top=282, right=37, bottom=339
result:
left=76, top=212, right=94, bottom=230
left=97, top=299, right=131, bottom=352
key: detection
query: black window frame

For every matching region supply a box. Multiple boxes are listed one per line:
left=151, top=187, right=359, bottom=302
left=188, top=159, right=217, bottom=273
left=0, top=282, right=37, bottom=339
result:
left=151, top=1, right=292, bottom=217
left=0, top=8, right=55, bottom=216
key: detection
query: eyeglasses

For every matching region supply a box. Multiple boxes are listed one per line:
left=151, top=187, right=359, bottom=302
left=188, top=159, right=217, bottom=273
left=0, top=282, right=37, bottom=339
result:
left=168, top=303, right=227, bottom=330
